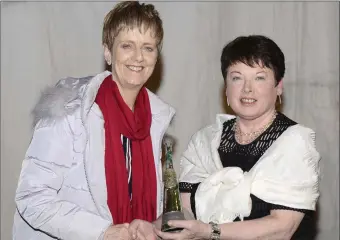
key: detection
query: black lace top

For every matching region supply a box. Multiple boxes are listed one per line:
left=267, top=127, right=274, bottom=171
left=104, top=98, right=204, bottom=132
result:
left=179, top=112, right=316, bottom=239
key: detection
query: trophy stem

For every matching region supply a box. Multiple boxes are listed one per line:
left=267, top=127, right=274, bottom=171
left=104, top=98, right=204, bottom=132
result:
left=161, top=137, right=185, bottom=232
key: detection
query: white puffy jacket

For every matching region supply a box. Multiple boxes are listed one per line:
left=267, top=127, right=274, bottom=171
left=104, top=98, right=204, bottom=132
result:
left=12, top=71, right=175, bottom=240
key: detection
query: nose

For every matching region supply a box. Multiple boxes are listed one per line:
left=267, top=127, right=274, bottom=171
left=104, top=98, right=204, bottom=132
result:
left=133, top=48, right=144, bottom=63
left=242, top=79, right=252, bottom=93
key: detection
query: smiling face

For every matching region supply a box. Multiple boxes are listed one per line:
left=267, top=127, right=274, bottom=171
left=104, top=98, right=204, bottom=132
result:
left=226, top=62, right=283, bottom=120
left=104, top=27, right=158, bottom=90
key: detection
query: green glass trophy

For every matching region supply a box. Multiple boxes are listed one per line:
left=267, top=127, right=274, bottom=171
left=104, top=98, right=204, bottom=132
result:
left=161, top=137, right=185, bottom=232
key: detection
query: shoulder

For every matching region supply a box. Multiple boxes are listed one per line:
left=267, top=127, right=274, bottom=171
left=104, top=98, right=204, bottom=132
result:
left=275, top=112, right=297, bottom=125
left=191, top=114, right=236, bottom=143
left=272, top=124, right=320, bottom=163
left=283, top=124, right=317, bottom=145
left=31, top=75, right=93, bottom=127
left=146, top=89, right=175, bottom=117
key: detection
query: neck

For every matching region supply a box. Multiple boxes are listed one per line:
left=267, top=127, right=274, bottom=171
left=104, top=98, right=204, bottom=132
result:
left=114, top=83, right=142, bottom=112
left=237, top=109, right=276, bottom=134
left=119, top=87, right=142, bottom=111
left=111, top=72, right=144, bottom=111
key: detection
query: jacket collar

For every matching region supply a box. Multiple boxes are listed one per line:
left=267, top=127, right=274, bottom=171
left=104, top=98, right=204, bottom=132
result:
left=81, top=71, right=175, bottom=126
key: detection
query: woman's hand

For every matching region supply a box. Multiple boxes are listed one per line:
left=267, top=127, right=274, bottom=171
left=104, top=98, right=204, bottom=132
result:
left=154, top=220, right=211, bottom=240
left=103, top=224, right=131, bottom=240
left=129, top=219, right=158, bottom=240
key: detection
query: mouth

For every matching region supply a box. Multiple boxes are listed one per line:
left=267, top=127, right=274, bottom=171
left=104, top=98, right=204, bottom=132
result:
left=240, top=98, right=257, bottom=104
left=126, top=65, right=144, bottom=72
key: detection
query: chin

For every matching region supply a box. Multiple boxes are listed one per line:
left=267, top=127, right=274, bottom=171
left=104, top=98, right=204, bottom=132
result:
left=126, top=78, right=148, bottom=88
left=237, top=114, right=259, bottom=120
left=233, top=108, right=261, bottom=120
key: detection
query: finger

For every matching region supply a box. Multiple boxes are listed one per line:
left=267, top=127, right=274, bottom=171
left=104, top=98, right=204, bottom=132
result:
left=115, top=223, right=130, bottom=229
left=137, top=231, right=147, bottom=240
left=128, top=221, right=140, bottom=239
left=154, top=228, right=164, bottom=239
left=167, top=220, right=191, bottom=229
left=154, top=228, right=182, bottom=240
left=146, top=233, right=157, bottom=240
left=128, top=228, right=137, bottom=240
left=129, top=221, right=139, bottom=230
left=145, top=230, right=157, bottom=240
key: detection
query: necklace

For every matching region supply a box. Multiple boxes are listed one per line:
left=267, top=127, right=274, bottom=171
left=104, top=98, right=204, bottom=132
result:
left=234, top=112, right=277, bottom=145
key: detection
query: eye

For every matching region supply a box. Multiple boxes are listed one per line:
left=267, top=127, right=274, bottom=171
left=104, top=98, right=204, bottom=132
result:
left=256, top=76, right=265, bottom=80
left=232, top=76, right=241, bottom=81
left=121, top=43, right=131, bottom=49
left=144, top=46, right=155, bottom=52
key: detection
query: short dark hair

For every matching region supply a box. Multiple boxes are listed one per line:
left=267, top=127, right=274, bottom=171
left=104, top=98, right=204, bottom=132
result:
left=220, top=35, right=285, bottom=85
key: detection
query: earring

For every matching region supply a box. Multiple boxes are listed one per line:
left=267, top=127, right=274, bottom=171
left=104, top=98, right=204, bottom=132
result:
left=278, top=95, right=282, bottom=105
left=227, top=98, right=230, bottom=106
left=105, top=57, right=111, bottom=65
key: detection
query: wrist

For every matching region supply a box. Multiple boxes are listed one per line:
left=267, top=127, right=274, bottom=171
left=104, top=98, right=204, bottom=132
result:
left=208, top=222, right=221, bottom=240
left=204, top=223, right=213, bottom=239
left=101, top=224, right=113, bottom=239
left=152, top=217, right=162, bottom=230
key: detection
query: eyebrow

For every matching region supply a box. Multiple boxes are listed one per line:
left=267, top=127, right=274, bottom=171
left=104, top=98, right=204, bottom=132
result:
left=229, top=71, right=242, bottom=74
left=119, top=40, right=156, bottom=46
left=229, top=70, right=267, bottom=75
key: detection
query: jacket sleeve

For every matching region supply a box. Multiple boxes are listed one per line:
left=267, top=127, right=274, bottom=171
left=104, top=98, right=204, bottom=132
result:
left=15, top=118, right=111, bottom=240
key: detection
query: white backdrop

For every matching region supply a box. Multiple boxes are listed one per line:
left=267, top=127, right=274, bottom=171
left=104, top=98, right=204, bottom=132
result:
left=1, top=1, right=339, bottom=239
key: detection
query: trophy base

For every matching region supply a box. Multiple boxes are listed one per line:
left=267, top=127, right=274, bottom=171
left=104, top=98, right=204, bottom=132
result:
left=161, top=211, right=185, bottom=233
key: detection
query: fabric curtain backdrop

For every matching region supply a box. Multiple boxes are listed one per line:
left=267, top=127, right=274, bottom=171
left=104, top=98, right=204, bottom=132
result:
left=1, top=1, right=338, bottom=239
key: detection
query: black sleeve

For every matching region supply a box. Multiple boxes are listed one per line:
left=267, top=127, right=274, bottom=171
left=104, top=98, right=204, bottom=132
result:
left=178, top=182, right=194, bottom=193
left=270, top=203, right=313, bottom=214
left=179, top=182, right=200, bottom=219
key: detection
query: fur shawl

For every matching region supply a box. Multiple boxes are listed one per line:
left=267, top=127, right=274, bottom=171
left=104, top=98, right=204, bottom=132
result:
left=31, top=76, right=93, bottom=127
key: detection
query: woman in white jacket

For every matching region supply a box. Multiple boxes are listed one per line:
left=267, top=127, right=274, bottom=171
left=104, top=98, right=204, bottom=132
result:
left=13, top=2, right=174, bottom=240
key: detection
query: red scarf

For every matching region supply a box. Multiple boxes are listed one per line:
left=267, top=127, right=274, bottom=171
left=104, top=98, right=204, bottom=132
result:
left=95, top=75, right=157, bottom=224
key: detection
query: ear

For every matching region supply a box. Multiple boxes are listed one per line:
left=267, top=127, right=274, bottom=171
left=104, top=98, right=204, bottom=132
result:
left=276, top=79, right=283, bottom=95
left=103, top=44, right=112, bottom=65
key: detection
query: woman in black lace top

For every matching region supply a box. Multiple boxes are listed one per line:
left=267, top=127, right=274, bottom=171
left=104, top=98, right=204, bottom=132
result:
left=156, top=35, right=320, bottom=240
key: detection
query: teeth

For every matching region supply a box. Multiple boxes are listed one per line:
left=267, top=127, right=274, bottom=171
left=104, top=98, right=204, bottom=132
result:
left=127, top=65, right=143, bottom=72
left=241, top=98, right=256, bottom=103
